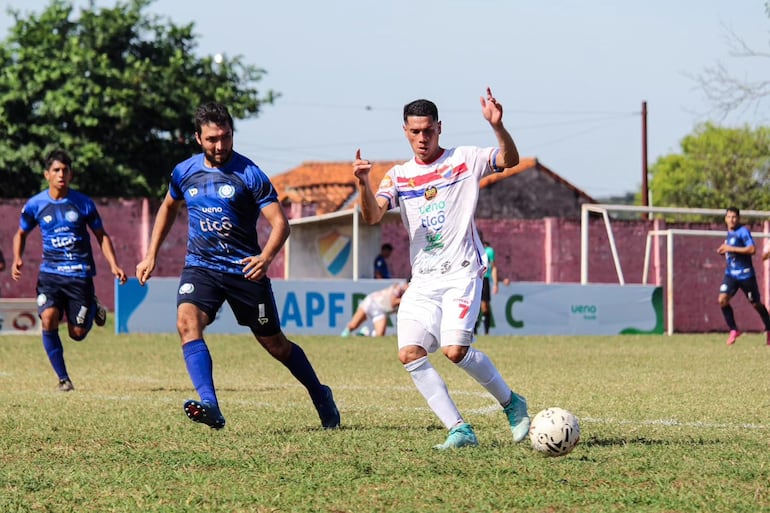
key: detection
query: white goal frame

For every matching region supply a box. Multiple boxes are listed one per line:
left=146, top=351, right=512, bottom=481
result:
left=581, top=204, right=770, bottom=335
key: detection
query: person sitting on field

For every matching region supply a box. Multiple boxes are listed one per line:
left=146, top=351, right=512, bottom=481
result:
left=341, top=281, right=409, bottom=337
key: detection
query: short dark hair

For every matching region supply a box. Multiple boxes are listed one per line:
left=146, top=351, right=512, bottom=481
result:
left=726, top=206, right=740, bottom=216
left=382, top=243, right=393, bottom=252
left=403, top=99, right=439, bottom=123
left=195, top=102, right=234, bottom=134
left=45, top=149, right=72, bottom=170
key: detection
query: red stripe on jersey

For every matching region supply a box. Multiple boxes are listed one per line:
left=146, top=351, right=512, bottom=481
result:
left=396, top=162, right=469, bottom=188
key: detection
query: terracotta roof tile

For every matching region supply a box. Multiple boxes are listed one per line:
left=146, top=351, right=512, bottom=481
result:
left=271, top=157, right=593, bottom=216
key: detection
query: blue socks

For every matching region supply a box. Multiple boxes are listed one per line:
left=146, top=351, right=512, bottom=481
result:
left=283, top=342, right=324, bottom=400
left=182, top=339, right=218, bottom=406
left=42, top=330, right=68, bottom=381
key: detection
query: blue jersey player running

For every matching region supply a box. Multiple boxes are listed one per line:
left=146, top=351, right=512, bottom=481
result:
left=11, top=150, right=128, bottom=391
left=135, top=102, right=340, bottom=430
left=717, top=206, right=770, bottom=346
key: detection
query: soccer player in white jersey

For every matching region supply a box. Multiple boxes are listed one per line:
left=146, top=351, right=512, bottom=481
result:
left=352, top=88, right=530, bottom=449
left=341, top=281, right=408, bottom=337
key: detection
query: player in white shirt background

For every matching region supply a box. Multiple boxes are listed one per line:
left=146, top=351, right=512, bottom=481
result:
left=341, top=281, right=409, bottom=337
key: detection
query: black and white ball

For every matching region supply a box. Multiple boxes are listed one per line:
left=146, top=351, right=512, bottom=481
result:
left=529, top=407, right=580, bottom=457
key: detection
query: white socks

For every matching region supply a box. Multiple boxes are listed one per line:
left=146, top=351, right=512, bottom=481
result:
left=455, top=346, right=512, bottom=405
left=404, top=356, right=462, bottom=429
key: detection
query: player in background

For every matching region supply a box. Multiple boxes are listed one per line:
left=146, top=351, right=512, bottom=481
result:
left=352, top=88, right=530, bottom=449
left=0, top=246, right=5, bottom=296
left=718, top=206, right=770, bottom=346
left=341, top=281, right=409, bottom=337
left=373, top=243, right=393, bottom=279
left=12, top=149, right=127, bottom=391
left=135, top=101, right=339, bottom=430
left=475, top=233, right=498, bottom=335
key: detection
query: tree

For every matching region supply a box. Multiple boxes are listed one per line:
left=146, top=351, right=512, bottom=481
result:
left=0, top=0, right=277, bottom=198
left=649, top=123, right=770, bottom=211
left=693, top=2, right=770, bottom=119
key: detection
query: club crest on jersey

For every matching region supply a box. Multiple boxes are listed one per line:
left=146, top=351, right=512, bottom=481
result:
left=218, top=184, right=236, bottom=199
left=179, top=283, right=195, bottom=294
left=424, top=186, right=438, bottom=201
left=65, top=210, right=79, bottom=223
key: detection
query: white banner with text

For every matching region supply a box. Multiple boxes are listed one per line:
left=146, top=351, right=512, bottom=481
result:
left=115, top=278, right=663, bottom=336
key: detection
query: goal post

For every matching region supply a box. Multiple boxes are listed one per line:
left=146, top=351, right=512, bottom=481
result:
left=581, top=204, right=770, bottom=335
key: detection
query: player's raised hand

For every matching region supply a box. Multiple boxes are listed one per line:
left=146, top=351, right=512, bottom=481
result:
left=480, top=87, right=504, bottom=126
left=353, top=149, right=373, bottom=182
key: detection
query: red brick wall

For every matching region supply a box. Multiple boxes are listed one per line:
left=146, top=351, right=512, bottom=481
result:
left=1, top=199, right=765, bottom=334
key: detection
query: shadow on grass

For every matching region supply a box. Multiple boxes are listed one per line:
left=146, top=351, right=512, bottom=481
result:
left=582, top=435, right=725, bottom=448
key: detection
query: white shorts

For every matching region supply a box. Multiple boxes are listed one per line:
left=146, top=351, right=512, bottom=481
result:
left=360, top=295, right=388, bottom=323
left=396, top=275, right=481, bottom=353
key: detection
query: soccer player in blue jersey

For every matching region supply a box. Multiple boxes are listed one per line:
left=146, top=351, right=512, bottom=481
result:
left=373, top=243, right=392, bottom=279
left=717, top=206, right=770, bottom=346
left=11, top=150, right=128, bottom=391
left=135, top=101, right=340, bottom=430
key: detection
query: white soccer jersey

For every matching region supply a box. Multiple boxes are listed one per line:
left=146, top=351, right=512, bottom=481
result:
left=375, top=146, right=500, bottom=283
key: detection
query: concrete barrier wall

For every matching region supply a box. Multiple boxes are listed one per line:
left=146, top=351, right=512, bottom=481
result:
left=0, top=199, right=766, bottom=333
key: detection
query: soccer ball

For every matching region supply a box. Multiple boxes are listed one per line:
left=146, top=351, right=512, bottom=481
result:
left=529, top=407, right=580, bottom=457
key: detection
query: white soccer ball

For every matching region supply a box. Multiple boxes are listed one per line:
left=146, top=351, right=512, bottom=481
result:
left=529, top=407, right=580, bottom=457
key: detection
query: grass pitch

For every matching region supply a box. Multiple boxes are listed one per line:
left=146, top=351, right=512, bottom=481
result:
left=1, top=326, right=769, bottom=512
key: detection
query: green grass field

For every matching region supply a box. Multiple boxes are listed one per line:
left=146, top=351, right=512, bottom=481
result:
left=1, top=325, right=769, bottom=512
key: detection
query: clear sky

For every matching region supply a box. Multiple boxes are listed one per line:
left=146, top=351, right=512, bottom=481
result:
left=2, top=0, right=769, bottom=198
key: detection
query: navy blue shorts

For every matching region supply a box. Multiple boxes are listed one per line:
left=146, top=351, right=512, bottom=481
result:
left=481, top=277, right=491, bottom=302
left=720, top=274, right=762, bottom=304
left=36, top=272, right=96, bottom=329
left=177, top=266, right=281, bottom=336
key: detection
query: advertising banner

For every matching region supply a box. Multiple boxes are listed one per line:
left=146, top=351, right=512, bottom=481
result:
left=115, top=278, right=663, bottom=336
left=0, top=299, right=42, bottom=335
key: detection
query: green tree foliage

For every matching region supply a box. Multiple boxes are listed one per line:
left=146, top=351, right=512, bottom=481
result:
left=649, top=123, right=770, bottom=211
left=0, top=0, right=277, bottom=198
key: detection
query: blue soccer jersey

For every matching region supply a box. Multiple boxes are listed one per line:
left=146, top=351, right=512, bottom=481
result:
left=169, top=152, right=278, bottom=274
left=724, top=225, right=755, bottom=280
left=18, top=190, right=102, bottom=278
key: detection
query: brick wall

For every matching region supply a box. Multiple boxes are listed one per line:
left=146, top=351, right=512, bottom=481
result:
left=1, top=199, right=766, bottom=333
